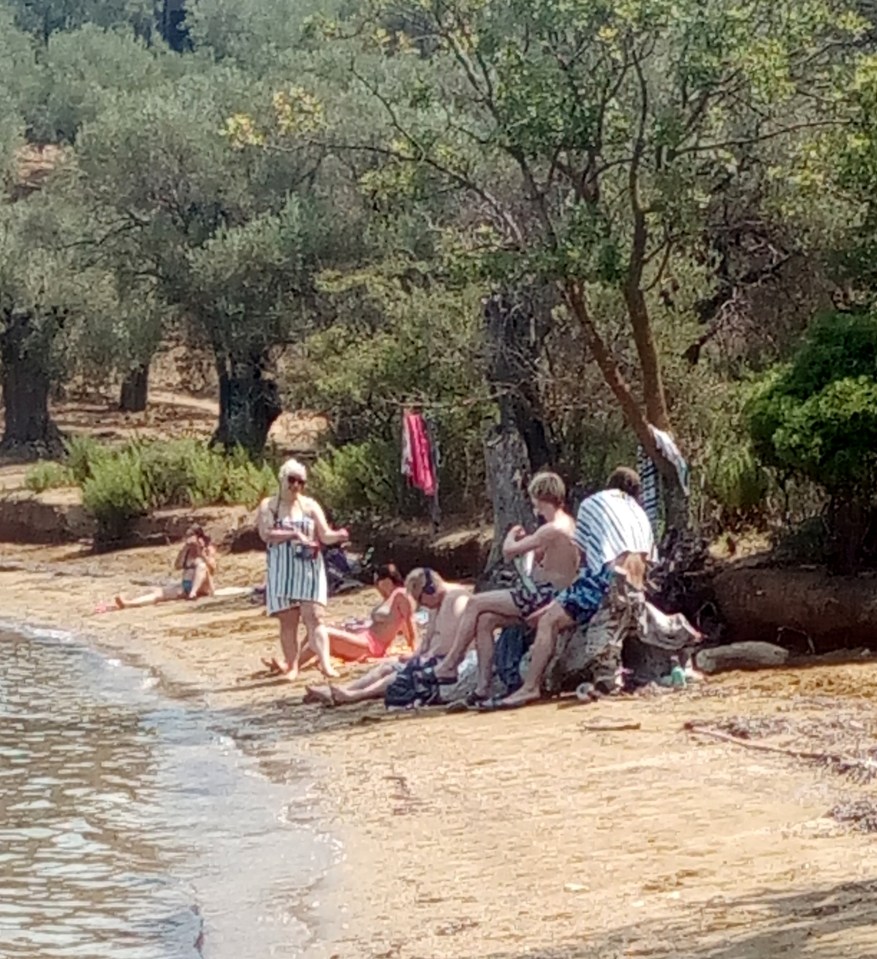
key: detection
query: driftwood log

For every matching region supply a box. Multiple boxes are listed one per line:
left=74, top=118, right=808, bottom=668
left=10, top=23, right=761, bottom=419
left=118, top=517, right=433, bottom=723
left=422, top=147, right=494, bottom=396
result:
left=695, top=641, right=789, bottom=674
left=713, top=566, right=877, bottom=651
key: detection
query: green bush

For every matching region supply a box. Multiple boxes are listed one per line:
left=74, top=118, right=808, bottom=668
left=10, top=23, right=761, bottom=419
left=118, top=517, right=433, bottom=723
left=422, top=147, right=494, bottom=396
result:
left=748, top=314, right=877, bottom=494
left=59, top=435, right=276, bottom=543
left=24, top=461, right=75, bottom=493
left=64, top=434, right=109, bottom=484
left=747, top=311, right=877, bottom=568
left=310, top=439, right=401, bottom=521
left=81, top=448, right=150, bottom=543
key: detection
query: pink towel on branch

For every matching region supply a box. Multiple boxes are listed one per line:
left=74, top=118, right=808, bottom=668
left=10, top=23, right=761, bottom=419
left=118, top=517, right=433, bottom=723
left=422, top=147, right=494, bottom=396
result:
left=402, top=411, right=436, bottom=497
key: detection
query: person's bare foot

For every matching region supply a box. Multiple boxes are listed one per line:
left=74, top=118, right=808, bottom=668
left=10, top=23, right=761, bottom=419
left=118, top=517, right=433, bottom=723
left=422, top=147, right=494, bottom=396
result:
left=497, top=687, right=541, bottom=709
left=303, top=685, right=329, bottom=704
left=114, top=595, right=126, bottom=610
left=261, top=657, right=298, bottom=680
left=305, top=685, right=336, bottom=707
left=320, top=663, right=340, bottom=679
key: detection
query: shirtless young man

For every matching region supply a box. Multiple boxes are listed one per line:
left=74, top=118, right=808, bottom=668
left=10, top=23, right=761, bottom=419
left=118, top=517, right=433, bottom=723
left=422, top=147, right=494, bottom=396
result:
left=430, top=472, right=578, bottom=703
left=498, top=466, right=655, bottom=709
left=304, top=568, right=470, bottom=707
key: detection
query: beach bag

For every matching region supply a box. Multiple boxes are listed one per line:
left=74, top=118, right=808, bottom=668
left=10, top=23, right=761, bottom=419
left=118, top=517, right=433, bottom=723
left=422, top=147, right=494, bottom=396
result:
left=384, top=656, right=439, bottom=709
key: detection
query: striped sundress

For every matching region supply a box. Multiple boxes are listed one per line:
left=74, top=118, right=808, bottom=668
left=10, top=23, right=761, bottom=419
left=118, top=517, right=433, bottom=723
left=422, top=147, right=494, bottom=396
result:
left=266, top=513, right=327, bottom=615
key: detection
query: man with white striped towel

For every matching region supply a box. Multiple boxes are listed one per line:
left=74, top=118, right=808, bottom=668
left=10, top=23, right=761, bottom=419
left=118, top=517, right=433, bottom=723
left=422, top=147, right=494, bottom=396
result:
left=497, top=467, right=655, bottom=708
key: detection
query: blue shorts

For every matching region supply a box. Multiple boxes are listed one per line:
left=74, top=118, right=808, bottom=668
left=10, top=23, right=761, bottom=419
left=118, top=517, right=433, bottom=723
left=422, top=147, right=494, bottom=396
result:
left=182, top=579, right=193, bottom=594
left=554, top=565, right=614, bottom=627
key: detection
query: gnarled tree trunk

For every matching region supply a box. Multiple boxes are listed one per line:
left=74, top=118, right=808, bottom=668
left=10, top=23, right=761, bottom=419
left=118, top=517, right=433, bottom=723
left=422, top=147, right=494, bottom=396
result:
left=212, top=353, right=282, bottom=457
left=483, top=290, right=554, bottom=470
left=481, top=421, right=532, bottom=585
left=0, top=312, right=62, bottom=457
left=118, top=364, right=149, bottom=413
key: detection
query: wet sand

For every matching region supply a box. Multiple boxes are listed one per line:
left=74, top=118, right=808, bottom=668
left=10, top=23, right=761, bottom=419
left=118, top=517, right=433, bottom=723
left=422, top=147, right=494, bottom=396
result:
left=3, top=540, right=877, bottom=958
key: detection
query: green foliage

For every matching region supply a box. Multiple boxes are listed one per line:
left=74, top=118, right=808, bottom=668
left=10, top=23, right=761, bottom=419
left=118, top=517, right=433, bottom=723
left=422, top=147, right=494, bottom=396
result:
left=81, top=447, right=150, bottom=542
left=185, top=0, right=345, bottom=70
left=24, top=460, right=74, bottom=492
left=4, top=0, right=156, bottom=39
left=68, top=436, right=275, bottom=542
left=64, top=433, right=108, bottom=483
left=748, top=313, right=877, bottom=495
left=309, top=439, right=402, bottom=521
left=29, top=25, right=175, bottom=143
left=290, top=272, right=491, bottom=519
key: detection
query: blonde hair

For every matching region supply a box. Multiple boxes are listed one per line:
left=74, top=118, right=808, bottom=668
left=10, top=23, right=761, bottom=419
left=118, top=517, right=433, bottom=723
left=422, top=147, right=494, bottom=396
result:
left=528, top=471, right=566, bottom=508
left=278, top=458, right=307, bottom=485
left=405, top=567, right=444, bottom=603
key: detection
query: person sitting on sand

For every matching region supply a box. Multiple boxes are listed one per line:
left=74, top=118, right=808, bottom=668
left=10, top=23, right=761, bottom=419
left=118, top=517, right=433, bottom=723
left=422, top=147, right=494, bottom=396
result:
left=114, top=526, right=217, bottom=609
left=429, top=471, right=578, bottom=705
left=304, top=567, right=469, bottom=707
left=497, top=467, right=655, bottom=709
left=263, top=564, right=416, bottom=674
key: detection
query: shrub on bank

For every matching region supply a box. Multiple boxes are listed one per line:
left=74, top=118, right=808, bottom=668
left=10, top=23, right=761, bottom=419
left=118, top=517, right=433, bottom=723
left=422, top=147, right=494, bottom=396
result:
left=747, top=312, right=877, bottom=570
left=24, top=461, right=75, bottom=493
left=25, top=436, right=276, bottom=543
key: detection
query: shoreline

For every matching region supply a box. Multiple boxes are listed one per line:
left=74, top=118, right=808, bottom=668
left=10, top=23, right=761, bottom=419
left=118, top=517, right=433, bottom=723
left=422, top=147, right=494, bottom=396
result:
left=4, top=541, right=877, bottom=957
left=0, top=612, right=342, bottom=958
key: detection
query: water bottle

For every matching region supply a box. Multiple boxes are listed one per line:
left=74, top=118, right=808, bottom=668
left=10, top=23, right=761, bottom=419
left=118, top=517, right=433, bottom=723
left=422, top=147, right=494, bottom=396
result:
left=669, top=656, right=686, bottom=688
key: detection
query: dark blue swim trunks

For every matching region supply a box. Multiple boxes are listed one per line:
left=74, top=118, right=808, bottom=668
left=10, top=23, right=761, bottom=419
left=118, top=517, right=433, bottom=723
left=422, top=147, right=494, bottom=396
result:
left=554, top=565, right=614, bottom=626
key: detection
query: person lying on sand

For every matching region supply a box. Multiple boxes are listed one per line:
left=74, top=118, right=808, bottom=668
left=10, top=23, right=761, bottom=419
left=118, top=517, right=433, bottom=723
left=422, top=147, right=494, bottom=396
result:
left=429, top=471, right=578, bottom=705
left=114, top=526, right=217, bottom=610
left=304, top=567, right=469, bottom=707
left=262, top=564, right=416, bottom=674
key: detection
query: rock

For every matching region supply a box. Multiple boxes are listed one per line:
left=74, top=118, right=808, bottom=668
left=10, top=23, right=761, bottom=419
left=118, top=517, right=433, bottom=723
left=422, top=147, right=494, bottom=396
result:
left=694, top=641, right=789, bottom=674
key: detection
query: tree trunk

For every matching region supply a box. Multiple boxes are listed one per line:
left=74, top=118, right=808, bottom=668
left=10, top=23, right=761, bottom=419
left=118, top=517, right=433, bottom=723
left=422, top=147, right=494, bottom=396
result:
left=562, top=278, right=690, bottom=530
left=483, top=291, right=554, bottom=470
left=118, top=364, right=149, bottom=413
left=211, top=354, right=282, bottom=457
left=482, top=421, right=533, bottom=580
left=0, top=315, right=62, bottom=457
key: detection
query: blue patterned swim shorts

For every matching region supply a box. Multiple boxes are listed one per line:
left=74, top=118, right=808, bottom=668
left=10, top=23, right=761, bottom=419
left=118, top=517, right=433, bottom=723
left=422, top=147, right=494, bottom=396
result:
left=554, top=565, right=614, bottom=627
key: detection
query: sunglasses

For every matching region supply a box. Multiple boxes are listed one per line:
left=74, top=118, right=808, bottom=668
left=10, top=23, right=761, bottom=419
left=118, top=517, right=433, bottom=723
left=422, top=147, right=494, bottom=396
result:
left=287, top=476, right=306, bottom=486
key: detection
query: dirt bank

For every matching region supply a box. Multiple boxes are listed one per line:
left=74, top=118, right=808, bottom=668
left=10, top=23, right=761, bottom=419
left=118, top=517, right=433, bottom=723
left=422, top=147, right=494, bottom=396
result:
left=3, top=538, right=877, bottom=958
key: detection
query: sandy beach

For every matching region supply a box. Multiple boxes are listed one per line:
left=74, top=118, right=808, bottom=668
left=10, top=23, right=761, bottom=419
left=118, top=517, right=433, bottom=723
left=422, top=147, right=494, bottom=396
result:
left=3, top=539, right=877, bottom=958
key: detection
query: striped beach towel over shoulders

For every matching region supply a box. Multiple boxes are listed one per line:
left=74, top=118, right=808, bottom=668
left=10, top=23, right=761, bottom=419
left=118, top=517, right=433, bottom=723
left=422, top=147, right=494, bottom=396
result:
left=574, top=489, right=656, bottom=574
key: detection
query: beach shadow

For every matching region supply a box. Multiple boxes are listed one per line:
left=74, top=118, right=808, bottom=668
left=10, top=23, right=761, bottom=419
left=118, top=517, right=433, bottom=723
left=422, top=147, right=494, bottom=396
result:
left=474, top=879, right=877, bottom=959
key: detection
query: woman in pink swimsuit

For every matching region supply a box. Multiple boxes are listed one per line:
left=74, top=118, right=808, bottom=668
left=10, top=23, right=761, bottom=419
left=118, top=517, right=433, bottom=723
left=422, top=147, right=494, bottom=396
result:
left=307, top=564, right=417, bottom=663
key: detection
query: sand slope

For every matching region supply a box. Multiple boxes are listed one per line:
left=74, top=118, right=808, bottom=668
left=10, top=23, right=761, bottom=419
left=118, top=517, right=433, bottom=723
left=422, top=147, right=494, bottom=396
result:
left=2, top=540, right=877, bottom=958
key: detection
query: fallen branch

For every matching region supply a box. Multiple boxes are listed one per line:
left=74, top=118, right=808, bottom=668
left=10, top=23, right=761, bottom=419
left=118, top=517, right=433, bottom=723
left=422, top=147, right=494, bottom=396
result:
left=580, top=721, right=642, bottom=732
left=685, top=722, right=877, bottom=784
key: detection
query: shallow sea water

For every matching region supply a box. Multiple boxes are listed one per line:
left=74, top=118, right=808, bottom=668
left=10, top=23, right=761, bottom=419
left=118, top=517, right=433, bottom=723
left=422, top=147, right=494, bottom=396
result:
left=0, top=625, right=335, bottom=958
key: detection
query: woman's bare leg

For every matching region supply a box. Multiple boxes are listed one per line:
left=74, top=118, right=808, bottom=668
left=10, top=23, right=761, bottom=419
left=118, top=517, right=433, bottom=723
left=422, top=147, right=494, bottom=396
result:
left=188, top=558, right=214, bottom=599
left=474, top=612, right=517, bottom=697
left=277, top=607, right=302, bottom=679
left=306, top=660, right=397, bottom=700
left=115, top=585, right=182, bottom=609
left=302, top=603, right=340, bottom=678
left=434, top=591, right=520, bottom=680
left=307, top=665, right=399, bottom=706
left=325, top=627, right=372, bottom=662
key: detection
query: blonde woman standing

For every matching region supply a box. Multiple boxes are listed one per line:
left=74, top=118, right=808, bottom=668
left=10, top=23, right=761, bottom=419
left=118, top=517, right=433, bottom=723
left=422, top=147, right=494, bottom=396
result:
left=257, top=458, right=349, bottom=680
